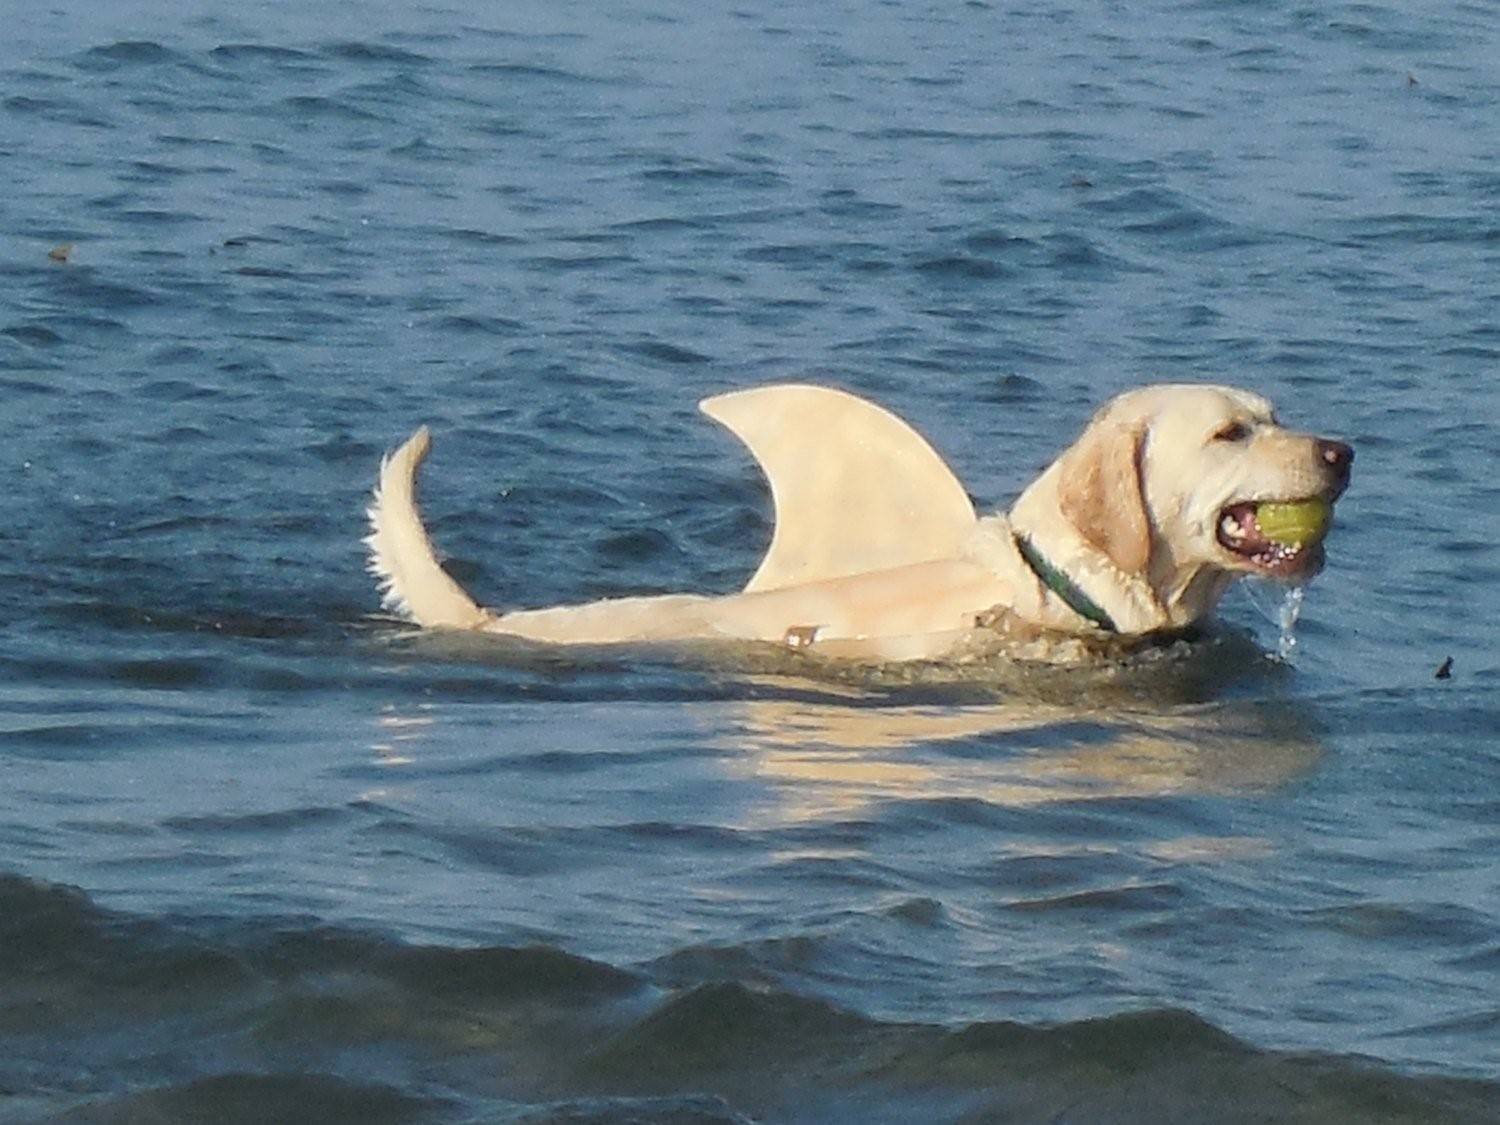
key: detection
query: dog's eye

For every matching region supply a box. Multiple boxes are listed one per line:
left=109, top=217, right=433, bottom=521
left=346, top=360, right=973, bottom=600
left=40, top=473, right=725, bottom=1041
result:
left=1212, top=421, right=1250, bottom=443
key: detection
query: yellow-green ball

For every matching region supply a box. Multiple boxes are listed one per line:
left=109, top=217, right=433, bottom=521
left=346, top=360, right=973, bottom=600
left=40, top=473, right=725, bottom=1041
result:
left=1256, top=498, right=1331, bottom=546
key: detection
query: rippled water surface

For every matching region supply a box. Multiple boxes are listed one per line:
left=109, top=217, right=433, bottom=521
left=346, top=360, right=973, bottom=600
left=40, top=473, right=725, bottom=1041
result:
left=3, top=1, right=1498, bottom=1121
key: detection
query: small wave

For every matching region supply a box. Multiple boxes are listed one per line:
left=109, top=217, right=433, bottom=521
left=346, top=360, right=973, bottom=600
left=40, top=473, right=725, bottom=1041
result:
left=2, top=322, right=64, bottom=348
left=2, top=94, right=52, bottom=114
left=67, top=1073, right=442, bottom=1124
left=618, top=338, right=712, bottom=367
left=648, top=934, right=832, bottom=991
left=0, top=372, right=63, bottom=395
left=233, top=264, right=302, bottom=280
left=639, top=162, right=786, bottom=190
left=853, top=126, right=1012, bottom=142
left=417, top=226, right=525, bottom=247
left=0, top=718, right=164, bottom=759
left=884, top=895, right=946, bottom=926
left=1303, top=901, right=1495, bottom=947
left=209, top=43, right=316, bottom=63
left=432, top=313, right=528, bottom=337
left=817, top=192, right=903, bottom=221
left=512, top=1095, right=753, bottom=1124
left=911, top=255, right=1014, bottom=282
left=4, top=875, right=1497, bottom=1122
left=1339, top=213, right=1495, bottom=247
left=1004, top=880, right=1187, bottom=915
left=593, top=525, right=687, bottom=565
left=375, top=941, right=639, bottom=1002
left=466, top=62, right=610, bottom=85
left=2, top=94, right=112, bottom=127
left=609, top=216, right=711, bottom=234
left=75, top=40, right=180, bottom=71
left=582, top=984, right=1500, bottom=1122
left=280, top=94, right=384, bottom=122
left=139, top=378, right=219, bottom=403
left=51, top=270, right=158, bottom=309
left=977, top=373, right=1045, bottom=402
left=583, top=980, right=865, bottom=1081
left=320, top=41, right=432, bottom=66
left=162, top=805, right=349, bottom=835
left=47, top=602, right=320, bottom=642
left=522, top=253, right=638, bottom=273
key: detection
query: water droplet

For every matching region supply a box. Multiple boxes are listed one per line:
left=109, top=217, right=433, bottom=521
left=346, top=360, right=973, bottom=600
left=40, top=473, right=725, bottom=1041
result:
left=1276, top=584, right=1305, bottom=662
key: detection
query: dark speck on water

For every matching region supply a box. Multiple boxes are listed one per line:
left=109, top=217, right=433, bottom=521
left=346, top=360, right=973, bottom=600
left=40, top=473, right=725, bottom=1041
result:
left=2, top=1, right=1498, bottom=1122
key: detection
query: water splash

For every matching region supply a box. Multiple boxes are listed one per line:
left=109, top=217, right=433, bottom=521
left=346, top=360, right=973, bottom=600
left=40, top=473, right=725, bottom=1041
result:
left=1242, top=579, right=1309, bottom=662
left=1275, top=584, right=1305, bottom=662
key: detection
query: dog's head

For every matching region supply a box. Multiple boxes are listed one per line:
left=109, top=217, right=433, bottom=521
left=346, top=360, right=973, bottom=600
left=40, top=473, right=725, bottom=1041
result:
left=1051, top=384, right=1352, bottom=588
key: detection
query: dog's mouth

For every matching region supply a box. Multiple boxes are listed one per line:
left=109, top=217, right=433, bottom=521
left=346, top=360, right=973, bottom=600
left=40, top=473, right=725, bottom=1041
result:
left=1216, top=497, right=1331, bottom=579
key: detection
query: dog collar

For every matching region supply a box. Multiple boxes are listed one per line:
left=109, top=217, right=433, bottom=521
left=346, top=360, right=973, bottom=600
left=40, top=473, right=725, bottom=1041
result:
left=1014, top=534, right=1118, bottom=633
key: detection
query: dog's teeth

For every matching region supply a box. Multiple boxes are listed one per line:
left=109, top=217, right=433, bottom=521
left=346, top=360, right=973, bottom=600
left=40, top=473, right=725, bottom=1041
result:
left=1250, top=542, right=1304, bottom=568
left=1220, top=514, right=1243, bottom=539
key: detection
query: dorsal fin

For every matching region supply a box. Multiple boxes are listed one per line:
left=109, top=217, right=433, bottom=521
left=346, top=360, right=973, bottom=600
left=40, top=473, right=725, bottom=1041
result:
left=700, top=384, right=977, bottom=593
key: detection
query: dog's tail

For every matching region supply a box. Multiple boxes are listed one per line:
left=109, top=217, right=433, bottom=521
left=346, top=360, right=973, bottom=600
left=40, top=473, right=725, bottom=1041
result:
left=365, top=428, right=490, bottom=629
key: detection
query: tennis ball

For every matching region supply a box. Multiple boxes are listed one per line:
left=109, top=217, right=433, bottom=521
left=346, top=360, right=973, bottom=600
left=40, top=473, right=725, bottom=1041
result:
left=1255, top=498, right=1331, bottom=546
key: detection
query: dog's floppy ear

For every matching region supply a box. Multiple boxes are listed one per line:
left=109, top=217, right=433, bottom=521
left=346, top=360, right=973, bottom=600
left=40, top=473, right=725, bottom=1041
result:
left=1055, top=418, right=1151, bottom=575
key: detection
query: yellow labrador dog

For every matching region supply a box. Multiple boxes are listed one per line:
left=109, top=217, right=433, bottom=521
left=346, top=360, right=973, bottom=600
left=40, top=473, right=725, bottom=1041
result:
left=368, top=384, right=1351, bottom=661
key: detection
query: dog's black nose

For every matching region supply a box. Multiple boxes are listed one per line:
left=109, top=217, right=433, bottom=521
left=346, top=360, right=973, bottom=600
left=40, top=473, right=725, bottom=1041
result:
left=1319, top=439, right=1353, bottom=483
left=1320, top=441, right=1356, bottom=471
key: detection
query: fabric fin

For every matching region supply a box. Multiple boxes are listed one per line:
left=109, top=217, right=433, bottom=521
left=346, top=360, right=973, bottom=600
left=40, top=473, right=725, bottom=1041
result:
left=700, top=384, right=977, bottom=593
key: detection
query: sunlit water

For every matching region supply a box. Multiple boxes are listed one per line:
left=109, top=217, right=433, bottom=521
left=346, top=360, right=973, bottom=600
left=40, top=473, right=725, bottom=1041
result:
left=2, top=1, right=1498, bottom=1122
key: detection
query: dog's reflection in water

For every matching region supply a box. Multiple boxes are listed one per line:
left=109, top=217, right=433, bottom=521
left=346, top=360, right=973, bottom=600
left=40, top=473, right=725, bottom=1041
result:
left=714, top=689, right=1321, bottom=832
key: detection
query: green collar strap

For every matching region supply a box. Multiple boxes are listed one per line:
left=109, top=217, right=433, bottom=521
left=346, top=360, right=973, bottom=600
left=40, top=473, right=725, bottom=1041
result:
left=1014, top=535, right=1118, bottom=633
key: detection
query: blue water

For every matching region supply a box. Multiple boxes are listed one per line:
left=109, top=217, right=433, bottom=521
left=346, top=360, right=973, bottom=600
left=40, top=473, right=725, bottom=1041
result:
left=3, top=1, right=1499, bottom=1121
